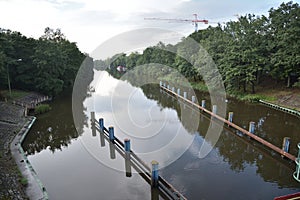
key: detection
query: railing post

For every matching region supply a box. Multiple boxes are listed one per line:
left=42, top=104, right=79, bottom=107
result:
left=159, top=81, right=162, bottom=87
left=183, top=92, right=187, bottom=99
left=151, top=160, right=159, bottom=188
left=177, top=88, right=180, bottom=96
left=172, top=87, right=175, bottom=93
left=109, top=126, right=114, bottom=141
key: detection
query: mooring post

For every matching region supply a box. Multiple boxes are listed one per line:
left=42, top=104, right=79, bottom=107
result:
left=99, top=118, right=104, bottom=132
left=109, top=142, right=116, bottom=159
left=108, top=126, right=115, bottom=141
left=124, top=138, right=131, bottom=153
left=228, top=112, right=233, bottom=123
left=151, top=160, right=159, bottom=188
left=177, top=88, right=180, bottom=96
left=192, top=96, right=196, bottom=103
left=91, top=112, right=95, bottom=122
left=282, top=137, right=290, bottom=153
left=212, top=105, right=217, bottom=115
left=100, top=131, right=105, bottom=147
left=125, top=152, right=132, bottom=177
left=183, top=92, right=187, bottom=99
left=201, top=100, right=206, bottom=109
left=249, top=122, right=255, bottom=134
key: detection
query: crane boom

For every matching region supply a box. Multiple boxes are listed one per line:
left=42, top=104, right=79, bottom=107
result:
left=144, top=14, right=208, bottom=32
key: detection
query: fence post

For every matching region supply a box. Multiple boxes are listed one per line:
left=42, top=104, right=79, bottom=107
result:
left=183, top=92, right=187, bottom=99
left=177, top=88, right=180, bottom=96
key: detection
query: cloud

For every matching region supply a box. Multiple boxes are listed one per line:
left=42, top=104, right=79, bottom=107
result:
left=0, top=0, right=298, bottom=53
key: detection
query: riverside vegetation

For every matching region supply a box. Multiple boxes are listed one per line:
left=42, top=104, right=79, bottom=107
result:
left=95, top=1, right=300, bottom=107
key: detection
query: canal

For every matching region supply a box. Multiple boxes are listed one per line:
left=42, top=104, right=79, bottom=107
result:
left=23, top=70, right=300, bottom=199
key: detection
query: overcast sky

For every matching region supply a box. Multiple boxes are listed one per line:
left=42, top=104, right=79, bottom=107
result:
left=0, top=0, right=298, bottom=53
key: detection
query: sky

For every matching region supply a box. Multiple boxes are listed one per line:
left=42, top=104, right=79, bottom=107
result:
left=0, top=0, right=298, bottom=54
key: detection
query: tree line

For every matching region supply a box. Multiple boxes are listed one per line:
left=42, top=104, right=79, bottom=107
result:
left=96, top=1, right=300, bottom=94
left=0, top=27, right=92, bottom=97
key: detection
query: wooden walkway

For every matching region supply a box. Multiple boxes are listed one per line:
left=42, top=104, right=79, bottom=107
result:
left=160, top=84, right=297, bottom=162
left=13, top=93, right=50, bottom=109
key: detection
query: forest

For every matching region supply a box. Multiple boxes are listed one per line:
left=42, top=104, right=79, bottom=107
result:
left=96, top=1, right=300, bottom=95
left=0, top=27, right=92, bottom=97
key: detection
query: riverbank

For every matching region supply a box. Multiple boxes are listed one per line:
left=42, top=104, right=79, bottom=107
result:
left=0, top=99, right=48, bottom=200
left=0, top=102, right=28, bottom=199
left=189, top=81, right=300, bottom=112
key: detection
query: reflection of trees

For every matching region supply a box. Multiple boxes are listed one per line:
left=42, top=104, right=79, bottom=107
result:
left=139, top=84, right=298, bottom=188
left=23, top=56, right=94, bottom=154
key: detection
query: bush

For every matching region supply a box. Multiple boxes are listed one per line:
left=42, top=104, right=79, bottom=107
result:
left=35, top=104, right=51, bottom=114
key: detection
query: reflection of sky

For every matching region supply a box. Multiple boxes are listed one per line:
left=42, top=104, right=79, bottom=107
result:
left=82, top=70, right=194, bottom=169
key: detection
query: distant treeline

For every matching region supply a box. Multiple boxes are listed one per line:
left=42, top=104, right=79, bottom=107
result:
left=95, top=1, right=300, bottom=94
left=0, top=27, right=93, bottom=96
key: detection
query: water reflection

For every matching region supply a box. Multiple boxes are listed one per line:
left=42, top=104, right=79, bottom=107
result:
left=23, top=69, right=300, bottom=199
left=23, top=56, right=94, bottom=154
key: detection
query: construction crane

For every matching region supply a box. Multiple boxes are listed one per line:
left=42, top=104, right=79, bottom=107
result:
left=144, top=14, right=208, bottom=32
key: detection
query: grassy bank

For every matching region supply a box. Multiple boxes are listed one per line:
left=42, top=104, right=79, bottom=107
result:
left=188, top=81, right=300, bottom=112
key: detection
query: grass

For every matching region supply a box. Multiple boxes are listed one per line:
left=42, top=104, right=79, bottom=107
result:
left=1, top=90, right=29, bottom=100
left=16, top=167, right=28, bottom=187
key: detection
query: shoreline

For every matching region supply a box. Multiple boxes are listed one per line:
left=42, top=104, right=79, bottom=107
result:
left=10, top=116, right=48, bottom=199
left=0, top=101, right=47, bottom=199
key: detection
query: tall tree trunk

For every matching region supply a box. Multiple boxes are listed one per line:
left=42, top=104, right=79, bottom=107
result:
left=251, top=81, right=255, bottom=94
left=287, top=75, right=291, bottom=87
left=243, top=81, right=247, bottom=93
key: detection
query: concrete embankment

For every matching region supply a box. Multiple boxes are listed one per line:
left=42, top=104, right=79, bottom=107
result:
left=0, top=102, right=48, bottom=199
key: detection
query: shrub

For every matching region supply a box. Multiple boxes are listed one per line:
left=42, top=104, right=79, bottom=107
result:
left=35, top=104, right=51, bottom=114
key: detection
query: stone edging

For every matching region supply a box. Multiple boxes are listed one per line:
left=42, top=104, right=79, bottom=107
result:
left=10, top=116, right=49, bottom=200
left=259, top=99, right=300, bottom=118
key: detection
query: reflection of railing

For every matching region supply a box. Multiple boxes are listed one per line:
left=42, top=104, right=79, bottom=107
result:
left=159, top=83, right=297, bottom=162
left=90, top=112, right=187, bottom=200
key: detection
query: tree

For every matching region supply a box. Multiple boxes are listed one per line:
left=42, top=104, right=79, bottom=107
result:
left=268, top=1, right=300, bottom=87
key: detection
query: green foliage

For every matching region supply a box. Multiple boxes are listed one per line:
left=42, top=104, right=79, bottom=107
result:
left=0, top=27, right=90, bottom=96
left=35, top=104, right=51, bottom=114
left=96, top=2, right=300, bottom=97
